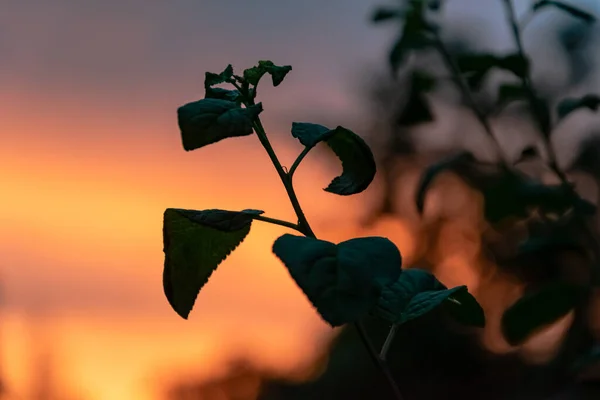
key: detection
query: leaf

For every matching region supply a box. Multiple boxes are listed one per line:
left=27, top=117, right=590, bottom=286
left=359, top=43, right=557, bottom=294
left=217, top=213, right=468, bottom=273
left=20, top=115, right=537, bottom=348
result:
left=371, top=7, right=402, bottom=23
left=557, top=94, right=600, bottom=120
left=205, top=87, right=242, bottom=103
left=290, top=123, right=377, bottom=195
left=415, top=151, right=476, bottom=214
left=290, top=122, right=332, bottom=148
left=389, top=31, right=432, bottom=73
left=204, top=64, right=234, bottom=89
left=533, top=1, right=596, bottom=23
left=374, top=268, right=485, bottom=326
left=498, top=54, right=530, bottom=79
left=323, top=127, right=377, bottom=195
left=162, top=208, right=258, bottom=319
left=243, top=60, right=292, bottom=87
left=272, top=234, right=402, bottom=326
left=501, top=282, right=584, bottom=345
left=177, top=99, right=263, bottom=151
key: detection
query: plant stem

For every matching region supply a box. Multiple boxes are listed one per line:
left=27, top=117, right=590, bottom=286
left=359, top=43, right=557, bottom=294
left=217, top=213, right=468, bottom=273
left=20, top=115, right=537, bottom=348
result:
left=380, top=324, right=399, bottom=360
left=356, top=322, right=405, bottom=400
left=289, top=146, right=312, bottom=179
left=239, top=85, right=404, bottom=400
left=501, top=0, right=600, bottom=284
left=251, top=215, right=303, bottom=233
left=431, top=33, right=511, bottom=167
left=252, top=119, right=316, bottom=238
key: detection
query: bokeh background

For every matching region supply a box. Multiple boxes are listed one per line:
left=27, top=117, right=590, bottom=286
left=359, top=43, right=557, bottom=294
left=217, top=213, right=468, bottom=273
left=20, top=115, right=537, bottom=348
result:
left=1, top=1, right=599, bottom=399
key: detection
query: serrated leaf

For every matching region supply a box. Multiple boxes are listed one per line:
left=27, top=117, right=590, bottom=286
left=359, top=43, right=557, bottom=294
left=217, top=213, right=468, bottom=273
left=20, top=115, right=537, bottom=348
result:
left=533, top=1, right=596, bottom=23
left=415, top=151, right=476, bottom=214
left=162, top=208, right=256, bottom=319
left=501, top=282, right=584, bottom=345
left=177, top=99, right=263, bottom=151
left=557, top=94, right=600, bottom=120
left=204, top=64, right=234, bottom=89
left=205, top=87, right=242, bottom=103
left=176, top=208, right=264, bottom=231
left=374, top=268, right=485, bottom=326
left=371, top=7, right=403, bottom=23
left=272, top=234, right=402, bottom=327
left=290, top=123, right=376, bottom=195
left=243, top=60, right=292, bottom=87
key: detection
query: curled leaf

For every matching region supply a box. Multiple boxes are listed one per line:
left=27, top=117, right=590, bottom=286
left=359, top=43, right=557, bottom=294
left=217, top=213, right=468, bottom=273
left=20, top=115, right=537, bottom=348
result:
left=290, top=123, right=377, bottom=195
left=177, top=99, right=262, bottom=151
left=243, top=60, right=292, bottom=87
left=272, top=234, right=402, bottom=326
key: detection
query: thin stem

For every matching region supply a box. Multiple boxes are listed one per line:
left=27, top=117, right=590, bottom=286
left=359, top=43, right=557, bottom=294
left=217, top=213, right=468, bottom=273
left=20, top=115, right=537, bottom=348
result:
left=431, top=33, right=511, bottom=167
left=252, top=119, right=316, bottom=238
left=237, top=82, right=404, bottom=399
left=251, top=215, right=303, bottom=233
left=502, top=0, right=568, bottom=182
left=502, top=0, right=600, bottom=284
left=289, top=146, right=312, bottom=179
left=356, top=322, right=405, bottom=400
left=380, top=324, right=399, bottom=360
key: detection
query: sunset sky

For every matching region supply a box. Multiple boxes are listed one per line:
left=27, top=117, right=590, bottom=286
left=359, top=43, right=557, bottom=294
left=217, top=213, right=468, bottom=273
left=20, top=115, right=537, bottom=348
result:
left=1, top=1, right=599, bottom=399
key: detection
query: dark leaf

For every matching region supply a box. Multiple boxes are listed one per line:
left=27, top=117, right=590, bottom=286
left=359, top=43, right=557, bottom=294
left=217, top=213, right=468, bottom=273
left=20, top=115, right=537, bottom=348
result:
left=501, top=282, right=584, bottom=345
left=205, top=87, right=242, bottom=103
left=204, top=64, right=234, bottom=89
left=291, top=123, right=377, bottom=195
left=272, top=234, right=402, bottom=326
left=374, top=268, right=484, bottom=326
left=371, top=7, right=402, bottom=23
left=533, top=1, right=596, bottom=23
left=415, top=151, right=476, bottom=214
left=243, top=60, right=292, bottom=87
left=290, top=122, right=332, bottom=148
left=162, top=208, right=256, bottom=318
left=498, top=54, right=530, bottom=79
left=177, top=99, right=262, bottom=151
left=323, top=126, right=378, bottom=195
left=557, top=94, right=600, bottom=120
left=389, top=32, right=432, bottom=73
left=456, top=53, right=529, bottom=89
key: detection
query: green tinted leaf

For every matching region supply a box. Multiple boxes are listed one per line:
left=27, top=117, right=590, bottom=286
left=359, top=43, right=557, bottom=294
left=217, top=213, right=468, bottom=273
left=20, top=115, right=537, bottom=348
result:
left=371, top=7, right=402, bottom=23
left=272, top=234, right=402, bottom=326
left=291, top=122, right=332, bottom=148
left=243, top=60, right=292, bottom=87
left=374, top=269, right=484, bottom=326
left=205, top=87, right=242, bottom=103
left=204, top=64, right=234, bottom=88
left=415, top=151, right=476, bottom=214
left=177, top=99, right=263, bottom=151
left=501, top=282, right=584, bottom=345
left=163, top=208, right=256, bottom=318
left=291, top=123, right=376, bottom=195
left=533, top=1, right=596, bottom=23
left=557, top=94, right=600, bottom=120
left=323, top=126, right=377, bottom=195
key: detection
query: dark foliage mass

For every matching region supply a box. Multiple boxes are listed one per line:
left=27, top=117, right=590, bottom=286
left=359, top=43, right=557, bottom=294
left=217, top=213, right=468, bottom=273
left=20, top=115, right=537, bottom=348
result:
left=162, top=0, right=600, bottom=399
